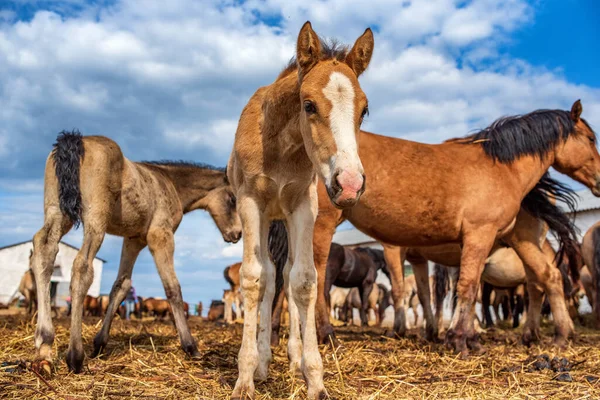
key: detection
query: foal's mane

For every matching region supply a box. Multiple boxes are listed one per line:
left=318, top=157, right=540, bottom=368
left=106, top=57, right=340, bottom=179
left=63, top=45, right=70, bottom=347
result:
left=448, top=109, right=593, bottom=163
left=278, top=38, right=350, bottom=80
left=140, top=160, right=226, bottom=173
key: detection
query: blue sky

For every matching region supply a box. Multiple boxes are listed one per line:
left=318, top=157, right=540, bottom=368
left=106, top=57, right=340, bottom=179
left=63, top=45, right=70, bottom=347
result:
left=0, top=0, right=599, bottom=309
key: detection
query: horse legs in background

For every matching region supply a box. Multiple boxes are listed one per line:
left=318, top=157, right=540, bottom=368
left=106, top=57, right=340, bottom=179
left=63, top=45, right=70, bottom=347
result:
left=270, top=288, right=286, bottom=346
left=358, top=280, right=375, bottom=326
left=482, top=282, right=494, bottom=328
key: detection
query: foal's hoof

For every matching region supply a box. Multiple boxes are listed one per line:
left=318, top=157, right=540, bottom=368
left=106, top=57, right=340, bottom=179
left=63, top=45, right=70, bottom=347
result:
left=317, top=326, right=337, bottom=346
left=521, top=328, right=541, bottom=347
left=444, top=329, right=468, bottom=355
left=231, top=382, right=255, bottom=400
left=271, top=331, right=281, bottom=347
left=308, top=387, right=329, bottom=400
left=30, top=359, right=53, bottom=377
left=384, top=328, right=405, bottom=339
left=65, top=349, right=85, bottom=374
left=552, top=336, right=569, bottom=349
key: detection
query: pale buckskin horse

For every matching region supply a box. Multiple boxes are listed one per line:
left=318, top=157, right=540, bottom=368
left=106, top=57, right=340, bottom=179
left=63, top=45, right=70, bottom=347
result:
left=29, top=131, right=241, bottom=375
left=227, top=21, right=373, bottom=399
left=301, top=100, right=598, bottom=355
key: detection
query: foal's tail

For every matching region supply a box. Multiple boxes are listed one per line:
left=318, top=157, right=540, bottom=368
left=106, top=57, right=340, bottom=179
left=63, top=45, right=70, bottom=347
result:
left=52, top=130, right=85, bottom=228
left=521, top=172, right=579, bottom=282
left=269, top=220, right=289, bottom=312
left=433, top=263, right=448, bottom=308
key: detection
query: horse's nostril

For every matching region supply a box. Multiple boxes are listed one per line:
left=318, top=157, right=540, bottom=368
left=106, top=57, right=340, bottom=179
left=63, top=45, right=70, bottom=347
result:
left=332, top=171, right=342, bottom=191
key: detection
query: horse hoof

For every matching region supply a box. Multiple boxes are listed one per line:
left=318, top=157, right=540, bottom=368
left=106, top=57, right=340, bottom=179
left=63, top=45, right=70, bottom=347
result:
left=444, top=329, right=468, bottom=355
left=522, top=329, right=540, bottom=347
left=552, top=336, right=568, bottom=349
left=318, top=325, right=336, bottom=346
left=308, top=388, right=329, bottom=400
left=65, top=349, right=85, bottom=374
left=270, top=331, right=281, bottom=347
left=232, top=383, right=255, bottom=400
left=384, top=329, right=404, bottom=339
left=31, top=359, right=53, bottom=377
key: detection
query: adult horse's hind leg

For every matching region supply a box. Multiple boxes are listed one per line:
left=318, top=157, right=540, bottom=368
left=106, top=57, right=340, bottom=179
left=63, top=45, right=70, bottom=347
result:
left=446, top=229, right=496, bottom=356
left=358, top=281, right=374, bottom=326
left=413, top=261, right=437, bottom=341
left=147, top=227, right=199, bottom=358
left=31, top=209, right=72, bottom=373
left=382, top=245, right=407, bottom=338
left=92, top=237, right=145, bottom=358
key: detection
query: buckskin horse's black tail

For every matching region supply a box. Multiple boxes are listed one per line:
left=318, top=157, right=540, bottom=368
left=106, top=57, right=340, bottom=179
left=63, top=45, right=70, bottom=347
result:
left=52, top=130, right=85, bottom=228
left=521, top=172, right=579, bottom=282
left=433, top=263, right=448, bottom=308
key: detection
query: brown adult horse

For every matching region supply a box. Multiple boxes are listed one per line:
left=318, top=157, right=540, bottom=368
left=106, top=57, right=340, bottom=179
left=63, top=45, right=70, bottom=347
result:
left=306, top=101, right=598, bottom=355
left=227, top=21, right=373, bottom=399
left=324, top=244, right=388, bottom=326
left=29, top=132, right=241, bottom=375
left=581, top=222, right=600, bottom=327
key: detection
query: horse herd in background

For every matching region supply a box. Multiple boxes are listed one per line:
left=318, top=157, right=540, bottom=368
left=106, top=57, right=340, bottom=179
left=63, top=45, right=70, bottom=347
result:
left=12, top=20, right=600, bottom=399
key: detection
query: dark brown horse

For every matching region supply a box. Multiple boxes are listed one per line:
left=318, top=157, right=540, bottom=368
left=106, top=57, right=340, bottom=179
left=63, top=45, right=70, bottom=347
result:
left=304, top=101, right=597, bottom=355
left=30, top=132, right=241, bottom=375
left=325, top=244, right=388, bottom=326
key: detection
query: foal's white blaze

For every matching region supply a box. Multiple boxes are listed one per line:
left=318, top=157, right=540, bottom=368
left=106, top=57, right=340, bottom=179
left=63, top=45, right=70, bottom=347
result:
left=322, top=71, right=364, bottom=198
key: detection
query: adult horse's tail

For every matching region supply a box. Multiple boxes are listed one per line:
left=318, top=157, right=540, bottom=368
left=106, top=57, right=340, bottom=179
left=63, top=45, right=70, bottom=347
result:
left=521, top=172, right=579, bottom=282
left=269, top=220, right=288, bottom=345
left=433, top=263, right=448, bottom=308
left=52, top=130, right=85, bottom=228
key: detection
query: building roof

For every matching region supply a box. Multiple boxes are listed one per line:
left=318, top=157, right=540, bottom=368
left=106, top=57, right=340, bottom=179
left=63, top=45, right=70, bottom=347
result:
left=0, top=240, right=107, bottom=263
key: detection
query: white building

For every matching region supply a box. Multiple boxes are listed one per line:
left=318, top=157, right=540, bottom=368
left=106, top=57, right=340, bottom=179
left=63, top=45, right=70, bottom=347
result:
left=0, top=240, right=105, bottom=307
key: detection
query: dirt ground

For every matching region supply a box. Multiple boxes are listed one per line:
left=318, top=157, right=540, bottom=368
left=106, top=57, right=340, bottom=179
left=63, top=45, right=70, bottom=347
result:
left=1, top=313, right=600, bottom=399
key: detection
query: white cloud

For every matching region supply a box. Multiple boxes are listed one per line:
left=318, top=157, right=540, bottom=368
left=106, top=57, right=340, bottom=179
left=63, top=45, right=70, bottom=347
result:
left=1, top=0, right=599, bottom=307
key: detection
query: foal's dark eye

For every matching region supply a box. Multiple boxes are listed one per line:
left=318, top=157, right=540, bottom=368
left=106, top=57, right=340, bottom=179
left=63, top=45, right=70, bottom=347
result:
left=304, top=101, right=316, bottom=115
left=361, top=106, right=369, bottom=119
left=589, top=136, right=596, bottom=144
left=229, top=196, right=237, bottom=208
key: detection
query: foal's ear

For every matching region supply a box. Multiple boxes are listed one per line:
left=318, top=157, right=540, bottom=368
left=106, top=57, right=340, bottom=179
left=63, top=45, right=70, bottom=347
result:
left=345, top=28, right=374, bottom=77
left=297, top=21, right=322, bottom=80
left=570, top=99, right=582, bottom=122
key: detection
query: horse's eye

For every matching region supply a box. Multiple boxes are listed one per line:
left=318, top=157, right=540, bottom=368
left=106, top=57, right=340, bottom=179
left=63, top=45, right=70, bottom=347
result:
left=304, top=101, right=317, bottom=115
left=230, top=196, right=237, bottom=207
left=361, top=106, right=369, bottom=119
left=589, top=136, right=596, bottom=144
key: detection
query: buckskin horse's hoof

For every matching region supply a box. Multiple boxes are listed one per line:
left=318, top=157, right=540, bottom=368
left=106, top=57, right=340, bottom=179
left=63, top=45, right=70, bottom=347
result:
left=522, top=328, right=540, bottom=347
left=30, top=359, right=54, bottom=378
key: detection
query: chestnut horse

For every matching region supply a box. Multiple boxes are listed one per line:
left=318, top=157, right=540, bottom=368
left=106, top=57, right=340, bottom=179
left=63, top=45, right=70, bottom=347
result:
left=306, top=101, right=598, bottom=355
left=324, top=244, right=388, bottom=326
left=227, top=22, right=373, bottom=399
left=30, top=132, right=242, bottom=375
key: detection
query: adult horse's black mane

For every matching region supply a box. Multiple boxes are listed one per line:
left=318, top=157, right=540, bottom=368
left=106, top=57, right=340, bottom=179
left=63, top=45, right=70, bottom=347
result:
left=354, top=247, right=388, bottom=274
left=140, top=160, right=226, bottom=173
left=449, top=108, right=593, bottom=163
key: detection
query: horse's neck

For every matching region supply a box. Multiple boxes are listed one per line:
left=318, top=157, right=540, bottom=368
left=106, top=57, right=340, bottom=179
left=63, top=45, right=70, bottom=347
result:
left=506, top=152, right=555, bottom=197
left=262, top=75, right=304, bottom=155
left=158, top=166, right=226, bottom=213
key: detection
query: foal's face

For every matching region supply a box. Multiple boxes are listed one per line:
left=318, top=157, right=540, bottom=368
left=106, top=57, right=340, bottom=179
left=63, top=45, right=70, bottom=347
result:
left=205, top=186, right=242, bottom=243
left=554, top=101, right=600, bottom=196
left=296, top=22, right=373, bottom=208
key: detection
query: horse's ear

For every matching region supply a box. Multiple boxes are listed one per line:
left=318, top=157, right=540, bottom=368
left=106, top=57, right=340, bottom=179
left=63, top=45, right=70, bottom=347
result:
left=345, top=28, right=374, bottom=77
left=570, top=99, right=582, bottom=122
left=296, top=21, right=322, bottom=80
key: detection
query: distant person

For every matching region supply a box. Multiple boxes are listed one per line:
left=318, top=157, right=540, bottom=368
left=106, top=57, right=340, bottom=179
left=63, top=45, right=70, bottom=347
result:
left=196, top=301, right=203, bottom=317
left=125, top=286, right=137, bottom=320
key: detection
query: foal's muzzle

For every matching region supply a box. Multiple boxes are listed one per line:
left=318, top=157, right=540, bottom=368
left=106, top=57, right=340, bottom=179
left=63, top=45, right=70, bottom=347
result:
left=327, top=169, right=366, bottom=208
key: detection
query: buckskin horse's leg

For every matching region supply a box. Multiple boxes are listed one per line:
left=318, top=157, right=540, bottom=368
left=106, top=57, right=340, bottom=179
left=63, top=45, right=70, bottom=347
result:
left=285, top=188, right=326, bottom=399
left=413, top=259, right=438, bottom=341
left=92, top=237, right=145, bottom=358
left=147, top=228, right=199, bottom=358
left=446, top=229, right=496, bottom=356
left=382, top=244, right=407, bottom=338
left=66, top=212, right=108, bottom=373
left=30, top=210, right=71, bottom=374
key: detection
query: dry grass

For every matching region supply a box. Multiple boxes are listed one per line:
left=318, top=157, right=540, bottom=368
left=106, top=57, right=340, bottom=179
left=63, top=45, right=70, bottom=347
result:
left=2, top=313, right=600, bottom=399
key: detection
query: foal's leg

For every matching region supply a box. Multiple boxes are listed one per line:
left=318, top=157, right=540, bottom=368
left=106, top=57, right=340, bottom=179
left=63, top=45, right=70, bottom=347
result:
left=66, top=213, right=108, bottom=372
left=283, top=237, right=302, bottom=375
left=255, top=230, right=276, bottom=380
left=31, top=209, right=71, bottom=373
left=286, top=190, right=326, bottom=399
left=413, top=261, right=437, bottom=341
left=382, top=245, right=406, bottom=338
left=92, top=237, right=145, bottom=357
left=232, top=197, right=270, bottom=399
left=147, top=227, right=199, bottom=357
left=358, top=282, right=373, bottom=326
left=446, top=230, right=496, bottom=356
